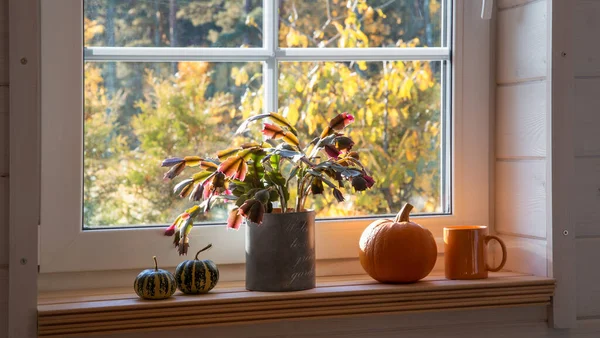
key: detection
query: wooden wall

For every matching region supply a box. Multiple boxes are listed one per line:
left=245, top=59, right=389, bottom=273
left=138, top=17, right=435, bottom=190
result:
left=0, top=0, right=8, bottom=335
left=494, top=0, right=550, bottom=276
left=572, top=0, right=600, bottom=321
left=64, top=306, right=600, bottom=338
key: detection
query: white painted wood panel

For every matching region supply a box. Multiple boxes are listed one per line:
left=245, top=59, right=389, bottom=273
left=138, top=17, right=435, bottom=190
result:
left=576, top=238, right=600, bottom=317
left=574, top=78, right=600, bottom=157
left=497, top=0, right=547, bottom=84
left=496, top=81, right=547, bottom=158
left=495, top=160, right=547, bottom=239
left=495, top=235, right=547, bottom=276
left=572, top=157, right=600, bottom=233
left=0, top=268, right=7, bottom=338
left=498, top=0, right=541, bottom=10
left=574, top=1, right=600, bottom=77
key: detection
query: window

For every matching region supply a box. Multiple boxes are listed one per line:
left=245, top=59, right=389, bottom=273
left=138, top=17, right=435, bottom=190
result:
left=40, top=0, right=491, bottom=275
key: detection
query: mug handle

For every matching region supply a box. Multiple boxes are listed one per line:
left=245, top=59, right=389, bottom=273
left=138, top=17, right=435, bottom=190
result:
left=485, top=235, right=507, bottom=272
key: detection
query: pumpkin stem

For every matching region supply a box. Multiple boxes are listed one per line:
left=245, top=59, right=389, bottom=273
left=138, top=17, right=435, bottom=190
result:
left=195, top=243, right=213, bottom=260
left=394, top=203, right=413, bottom=223
left=153, top=256, right=158, bottom=271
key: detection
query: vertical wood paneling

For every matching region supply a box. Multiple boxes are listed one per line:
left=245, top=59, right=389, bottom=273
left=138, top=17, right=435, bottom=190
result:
left=495, top=160, right=547, bottom=238
left=550, top=0, right=578, bottom=327
left=576, top=238, right=600, bottom=317
left=574, top=78, right=600, bottom=157
left=495, top=235, right=547, bottom=276
left=0, top=178, right=7, bottom=266
left=0, top=268, right=6, bottom=338
left=0, top=0, right=7, bottom=84
left=496, top=81, right=547, bottom=158
left=573, top=157, right=600, bottom=230
left=497, top=0, right=547, bottom=84
left=0, top=113, right=7, bottom=176
left=0, top=0, right=8, bottom=337
left=9, top=0, right=39, bottom=335
left=574, top=1, right=600, bottom=77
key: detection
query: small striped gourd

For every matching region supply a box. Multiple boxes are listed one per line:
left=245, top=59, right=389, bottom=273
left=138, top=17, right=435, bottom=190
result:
left=134, top=256, right=176, bottom=300
left=175, top=244, right=219, bottom=294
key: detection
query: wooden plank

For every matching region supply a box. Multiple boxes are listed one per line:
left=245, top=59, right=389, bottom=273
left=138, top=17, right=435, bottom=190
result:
left=496, top=81, right=547, bottom=158
left=550, top=0, right=578, bottom=328
left=8, top=0, right=40, bottom=336
left=48, top=306, right=549, bottom=338
left=39, top=299, right=553, bottom=336
left=39, top=286, right=555, bottom=327
left=576, top=238, right=600, bottom=317
left=0, top=268, right=7, bottom=338
left=495, top=160, right=547, bottom=239
left=572, top=157, right=600, bottom=234
left=0, top=0, right=7, bottom=84
left=574, top=1, right=600, bottom=77
left=497, top=0, right=541, bottom=11
left=497, top=0, right=547, bottom=84
left=37, top=274, right=555, bottom=336
left=495, top=235, right=547, bottom=276
left=0, top=112, right=7, bottom=175
left=38, top=274, right=553, bottom=314
left=0, top=177, right=7, bottom=266
left=574, top=78, right=600, bottom=157
left=0, top=86, right=7, bottom=114
left=37, top=271, right=528, bottom=305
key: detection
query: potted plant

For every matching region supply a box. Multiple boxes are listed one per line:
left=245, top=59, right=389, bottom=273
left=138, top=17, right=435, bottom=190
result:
left=161, top=112, right=374, bottom=291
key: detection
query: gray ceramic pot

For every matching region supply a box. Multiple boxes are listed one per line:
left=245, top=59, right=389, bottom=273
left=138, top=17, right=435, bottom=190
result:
left=245, top=209, right=316, bottom=292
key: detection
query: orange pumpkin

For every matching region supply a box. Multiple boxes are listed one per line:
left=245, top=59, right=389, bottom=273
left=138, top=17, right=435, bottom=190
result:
left=359, top=203, right=437, bottom=283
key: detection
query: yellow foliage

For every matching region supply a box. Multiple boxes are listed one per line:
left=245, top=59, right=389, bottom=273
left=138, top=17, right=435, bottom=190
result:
left=430, top=0, right=441, bottom=15
left=84, top=18, right=104, bottom=45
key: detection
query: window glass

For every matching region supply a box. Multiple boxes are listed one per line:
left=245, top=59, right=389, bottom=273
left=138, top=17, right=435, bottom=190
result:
left=279, top=0, right=443, bottom=48
left=83, top=0, right=449, bottom=229
left=84, top=0, right=263, bottom=48
left=278, top=60, right=444, bottom=218
left=84, top=61, right=263, bottom=227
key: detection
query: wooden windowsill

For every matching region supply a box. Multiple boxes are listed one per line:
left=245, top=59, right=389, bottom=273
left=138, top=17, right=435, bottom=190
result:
left=38, top=271, right=555, bottom=337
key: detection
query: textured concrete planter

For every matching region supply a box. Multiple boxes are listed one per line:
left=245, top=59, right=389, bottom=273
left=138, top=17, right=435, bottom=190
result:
left=245, top=209, right=316, bottom=292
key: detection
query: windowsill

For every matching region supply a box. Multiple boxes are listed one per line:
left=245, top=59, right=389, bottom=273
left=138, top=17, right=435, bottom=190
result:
left=38, top=272, right=555, bottom=337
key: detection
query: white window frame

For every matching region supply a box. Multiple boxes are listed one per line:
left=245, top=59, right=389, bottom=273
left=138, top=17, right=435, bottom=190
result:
left=40, top=0, right=491, bottom=275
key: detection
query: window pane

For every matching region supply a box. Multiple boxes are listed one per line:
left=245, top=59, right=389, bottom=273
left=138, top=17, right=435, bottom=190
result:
left=278, top=60, right=445, bottom=216
left=279, top=0, right=442, bottom=48
left=83, top=61, right=263, bottom=228
left=84, top=0, right=263, bottom=48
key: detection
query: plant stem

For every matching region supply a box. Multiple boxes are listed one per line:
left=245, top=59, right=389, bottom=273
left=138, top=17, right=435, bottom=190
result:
left=194, top=243, right=212, bottom=260
left=153, top=256, right=158, bottom=271
left=394, top=203, right=414, bottom=223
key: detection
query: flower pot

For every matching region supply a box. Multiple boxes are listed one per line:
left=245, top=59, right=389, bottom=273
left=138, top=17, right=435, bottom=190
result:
left=245, top=209, right=316, bottom=292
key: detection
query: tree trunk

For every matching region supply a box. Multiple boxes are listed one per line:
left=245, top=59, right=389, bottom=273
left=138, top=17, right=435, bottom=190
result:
left=424, top=0, right=433, bottom=47
left=154, top=0, right=161, bottom=47
left=169, top=0, right=177, bottom=73
left=243, top=0, right=251, bottom=45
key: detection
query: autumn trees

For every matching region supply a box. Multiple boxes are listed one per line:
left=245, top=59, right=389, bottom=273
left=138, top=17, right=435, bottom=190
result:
left=83, top=0, right=444, bottom=227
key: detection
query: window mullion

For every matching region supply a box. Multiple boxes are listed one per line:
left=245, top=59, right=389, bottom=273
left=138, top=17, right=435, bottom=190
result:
left=263, top=0, right=279, bottom=114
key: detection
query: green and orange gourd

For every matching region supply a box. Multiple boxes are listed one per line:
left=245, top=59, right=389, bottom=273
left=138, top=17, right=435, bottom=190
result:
left=175, top=244, right=219, bottom=294
left=359, top=203, right=438, bottom=283
left=134, top=256, right=177, bottom=300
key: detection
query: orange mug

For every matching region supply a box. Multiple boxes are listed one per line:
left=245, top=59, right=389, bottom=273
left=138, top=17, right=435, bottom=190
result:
left=443, top=226, right=507, bottom=280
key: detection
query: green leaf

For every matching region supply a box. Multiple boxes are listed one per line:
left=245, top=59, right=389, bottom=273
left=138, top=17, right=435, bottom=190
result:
left=269, top=189, right=280, bottom=202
